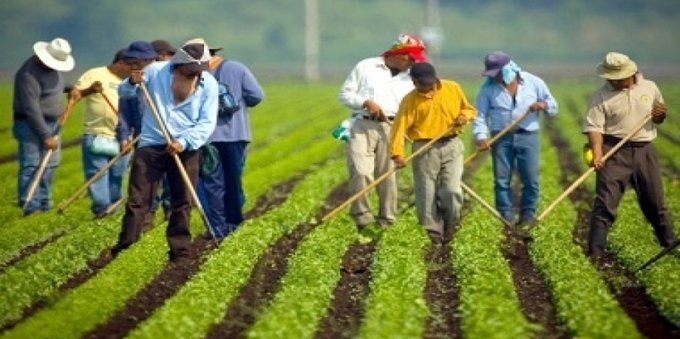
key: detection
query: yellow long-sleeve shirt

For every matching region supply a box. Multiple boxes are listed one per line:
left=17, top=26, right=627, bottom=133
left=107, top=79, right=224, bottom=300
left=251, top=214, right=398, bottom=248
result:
left=389, top=79, right=477, bottom=158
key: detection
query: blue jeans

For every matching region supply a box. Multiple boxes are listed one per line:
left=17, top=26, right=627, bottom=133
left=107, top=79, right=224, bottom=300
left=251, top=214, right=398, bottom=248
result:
left=82, top=134, right=130, bottom=215
left=491, top=130, right=540, bottom=222
left=13, top=120, right=61, bottom=213
left=197, top=141, right=247, bottom=238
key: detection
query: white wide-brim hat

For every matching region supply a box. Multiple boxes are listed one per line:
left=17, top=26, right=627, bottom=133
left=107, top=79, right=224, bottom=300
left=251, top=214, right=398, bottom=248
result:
left=33, top=37, right=75, bottom=72
left=596, top=52, right=637, bottom=80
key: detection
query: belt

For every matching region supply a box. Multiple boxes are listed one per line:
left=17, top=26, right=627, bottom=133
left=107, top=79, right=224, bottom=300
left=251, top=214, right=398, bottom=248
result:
left=491, top=128, right=536, bottom=135
left=416, top=134, right=458, bottom=143
left=361, top=115, right=394, bottom=122
left=603, top=135, right=650, bottom=148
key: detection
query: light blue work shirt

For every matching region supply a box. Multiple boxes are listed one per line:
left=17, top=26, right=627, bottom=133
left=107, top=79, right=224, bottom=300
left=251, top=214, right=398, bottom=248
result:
left=118, top=61, right=218, bottom=151
left=472, top=71, right=558, bottom=141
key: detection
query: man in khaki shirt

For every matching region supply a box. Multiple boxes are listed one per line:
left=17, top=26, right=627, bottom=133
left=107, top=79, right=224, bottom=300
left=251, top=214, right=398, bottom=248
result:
left=582, top=52, right=676, bottom=258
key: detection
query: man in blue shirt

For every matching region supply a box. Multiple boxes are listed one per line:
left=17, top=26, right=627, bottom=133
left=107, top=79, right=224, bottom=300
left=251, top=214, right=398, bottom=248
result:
left=472, top=51, right=558, bottom=226
left=197, top=44, right=264, bottom=239
left=112, top=38, right=218, bottom=262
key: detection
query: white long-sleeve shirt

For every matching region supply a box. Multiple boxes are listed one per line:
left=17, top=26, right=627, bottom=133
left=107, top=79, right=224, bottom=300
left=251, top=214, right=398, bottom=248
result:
left=338, top=57, right=414, bottom=118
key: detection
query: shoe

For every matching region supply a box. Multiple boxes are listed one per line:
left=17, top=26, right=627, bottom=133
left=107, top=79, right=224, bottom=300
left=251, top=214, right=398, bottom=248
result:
left=22, top=209, right=42, bottom=217
left=142, top=212, right=156, bottom=229
left=93, top=211, right=108, bottom=220
left=427, top=230, right=444, bottom=245
left=517, top=217, right=536, bottom=228
left=502, top=215, right=516, bottom=227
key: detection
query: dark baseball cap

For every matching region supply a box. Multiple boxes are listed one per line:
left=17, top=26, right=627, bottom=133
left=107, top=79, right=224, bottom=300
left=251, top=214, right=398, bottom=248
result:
left=409, top=62, right=437, bottom=85
left=123, top=41, right=157, bottom=60
left=151, top=39, right=177, bottom=55
left=112, top=48, right=127, bottom=63
left=482, top=51, right=511, bottom=77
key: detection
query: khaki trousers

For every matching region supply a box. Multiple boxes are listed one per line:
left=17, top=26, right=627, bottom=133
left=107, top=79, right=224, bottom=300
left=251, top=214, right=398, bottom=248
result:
left=412, top=137, right=464, bottom=236
left=346, top=118, right=397, bottom=226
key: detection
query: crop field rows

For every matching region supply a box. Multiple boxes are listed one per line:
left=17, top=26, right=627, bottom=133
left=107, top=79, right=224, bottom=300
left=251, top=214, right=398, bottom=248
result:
left=0, top=81, right=678, bottom=338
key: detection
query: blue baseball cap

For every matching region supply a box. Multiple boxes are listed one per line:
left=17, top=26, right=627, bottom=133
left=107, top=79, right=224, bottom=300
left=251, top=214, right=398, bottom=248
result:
left=123, top=41, right=157, bottom=60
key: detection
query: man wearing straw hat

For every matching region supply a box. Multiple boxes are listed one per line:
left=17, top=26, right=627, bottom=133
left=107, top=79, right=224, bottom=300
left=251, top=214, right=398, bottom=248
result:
left=71, top=48, right=132, bottom=218
left=583, top=52, right=676, bottom=259
left=12, top=37, right=75, bottom=216
left=338, top=34, right=427, bottom=230
left=111, top=38, right=218, bottom=262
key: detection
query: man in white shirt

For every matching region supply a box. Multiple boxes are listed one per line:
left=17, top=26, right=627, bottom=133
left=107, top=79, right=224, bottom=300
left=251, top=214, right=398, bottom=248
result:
left=338, top=34, right=427, bottom=229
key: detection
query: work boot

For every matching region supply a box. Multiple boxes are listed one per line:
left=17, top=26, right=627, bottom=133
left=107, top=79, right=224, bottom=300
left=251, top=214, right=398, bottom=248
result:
left=427, top=230, right=444, bottom=246
left=142, top=212, right=156, bottom=230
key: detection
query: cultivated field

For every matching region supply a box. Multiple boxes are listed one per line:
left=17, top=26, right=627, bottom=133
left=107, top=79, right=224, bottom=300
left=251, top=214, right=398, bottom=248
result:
left=0, top=80, right=679, bottom=338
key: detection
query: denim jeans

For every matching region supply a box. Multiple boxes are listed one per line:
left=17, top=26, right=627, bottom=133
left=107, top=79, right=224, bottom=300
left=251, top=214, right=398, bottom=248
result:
left=81, top=134, right=130, bottom=215
left=197, top=141, right=247, bottom=238
left=491, top=130, right=540, bottom=222
left=13, top=120, right=61, bottom=213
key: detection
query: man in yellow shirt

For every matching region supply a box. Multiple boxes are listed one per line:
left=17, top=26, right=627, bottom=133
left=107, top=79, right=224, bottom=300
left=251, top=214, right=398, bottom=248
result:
left=390, top=62, right=477, bottom=244
left=71, top=49, right=131, bottom=218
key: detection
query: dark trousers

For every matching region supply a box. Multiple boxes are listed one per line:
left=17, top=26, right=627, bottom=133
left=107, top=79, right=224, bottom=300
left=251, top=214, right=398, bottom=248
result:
left=197, top=141, right=247, bottom=237
left=588, top=138, right=676, bottom=255
left=114, top=146, right=199, bottom=259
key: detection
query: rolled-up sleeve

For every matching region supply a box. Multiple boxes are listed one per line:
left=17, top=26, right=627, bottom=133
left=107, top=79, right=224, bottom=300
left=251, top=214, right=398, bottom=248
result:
left=472, top=89, right=490, bottom=141
left=179, top=77, right=218, bottom=151
left=583, top=94, right=605, bottom=134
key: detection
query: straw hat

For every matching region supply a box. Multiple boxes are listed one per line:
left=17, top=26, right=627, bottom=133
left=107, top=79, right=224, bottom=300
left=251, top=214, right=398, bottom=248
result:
left=33, top=37, right=74, bottom=72
left=597, top=52, right=637, bottom=80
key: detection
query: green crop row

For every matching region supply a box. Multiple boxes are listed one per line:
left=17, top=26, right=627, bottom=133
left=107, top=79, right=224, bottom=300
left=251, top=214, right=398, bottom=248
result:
left=247, top=216, right=355, bottom=338
left=452, top=159, right=537, bottom=338
left=2, top=143, right=341, bottom=338
left=357, top=208, right=430, bottom=339
left=0, top=148, right=94, bottom=267
left=128, top=158, right=346, bottom=339
left=542, top=90, right=680, bottom=327
left=1, top=211, right=177, bottom=339
left=527, top=133, right=641, bottom=338
left=0, top=209, right=123, bottom=327
left=607, top=180, right=680, bottom=327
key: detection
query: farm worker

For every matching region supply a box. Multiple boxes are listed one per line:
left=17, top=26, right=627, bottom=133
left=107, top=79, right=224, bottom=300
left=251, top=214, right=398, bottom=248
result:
left=389, top=62, right=477, bottom=244
left=114, top=41, right=160, bottom=226
left=196, top=41, right=265, bottom=239
left=12, top=37, right=75, bottom=216
left=472, top=51, right=558, bottom=227
left=583, top=52, right=676, bottom=258
left=70, top=48, right=132, bottom=218
left=111, top=38, right=218, bottom=262
left=338, top=34, right=427, bottom=229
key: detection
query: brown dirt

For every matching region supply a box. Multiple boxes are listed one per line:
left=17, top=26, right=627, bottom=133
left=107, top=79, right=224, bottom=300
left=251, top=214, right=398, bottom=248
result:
left=545, top=114, right=680, bottom=338
left=84, top=175, right=303, bottom=339
left=503, top=227, right=569, bottom=338
left=422, top=242, right=462, bottom=339
left=463, top=151, right=567, bottom=337
left=205, top=181, right=349, bottom=338
left=315, top=240, right=377, bottom=339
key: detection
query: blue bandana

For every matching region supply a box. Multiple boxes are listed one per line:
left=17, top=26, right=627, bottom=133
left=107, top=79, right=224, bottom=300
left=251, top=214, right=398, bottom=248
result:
left=484, top=60, right=521, bottom=86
